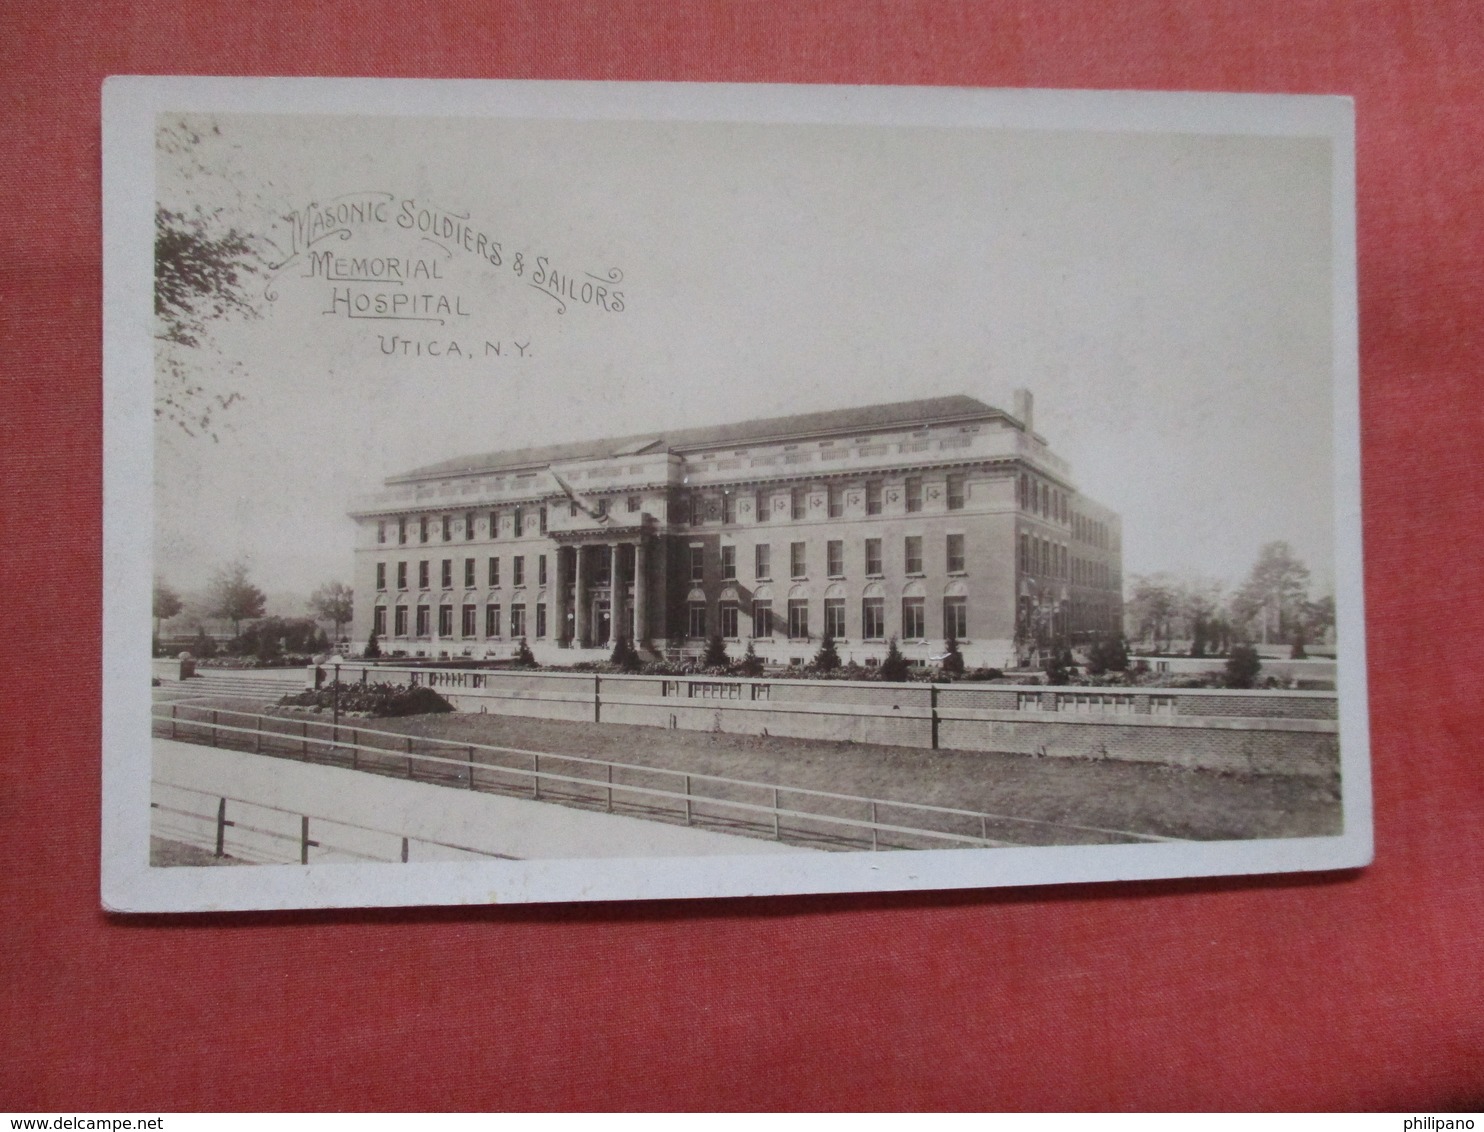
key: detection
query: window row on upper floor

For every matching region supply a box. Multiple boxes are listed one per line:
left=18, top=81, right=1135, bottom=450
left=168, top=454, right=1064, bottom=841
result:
left=681, top=474, right=970, bottom=527
left=689, top=534, right=968, bottom=584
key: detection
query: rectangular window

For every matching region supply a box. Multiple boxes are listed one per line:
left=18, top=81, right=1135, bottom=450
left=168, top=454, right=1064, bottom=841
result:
left=791, top=487, right=806, bottom=520
left=514, top=506, right=526, bottom=537
left=464, top=558, right=476, bottom=588
left=441, top=559, right=453, bottom=589
left=824, top=597, right=845, bottom=639
left=373, top=606, right=387, bottom=636
left=688, top=602, right=707, bottom=638
left=461, top=604, right=477, bottom=638
left=538, top=555, right=547, bottom=586
left=489, top=510, right=499, bottom=539
left=721, top=544, right=736, bottom=580
left=862, top=597, right=885, bottom=640
left=947, top=474, right=965, bottom=511
left=397, top=561, right=408, bottom=590
left=376, top=562, right=386, bottom=591
left=510, top=603, right=526, bottom=638
left=720, top=601, right=739, bottom=639
left=465, top=511, right=475, bottom=540
left=377, top=521, right=386, bottom=545
left=416, top=605, right=430, bottom=637
left=689, top=544, right=705, bottom=582
left=905, top=536, right=923, bottom=574
left=398, top=517, right=407, bottom=545
left=627, top=494, right=641, bottom=513
left=394, top=606, right=409, bottom=636
left=594, top=498, right=607, bottom=520
left=755, top=491, right=769, bottom=522
left=485, top=603, right=501, bottom=638
left=755, top=543, right=771, bottom=580
left=826, top=540, right=844, bottom=578
left=902, top=597, right=926, bottom=639
left=905, top=477, right=923, bottom=513
left=790, top=542, right=806, bottom=579
left=488, top=556, right=499, bottom=587
left=944, top=596, right=968, bottom=640
left=752, top=600, right=774, bottom=637
left=418, top=560, right=430, bottom=590
left=691, top=492, right=703, bottom=527
left=866, top=481, right=883, bottom=515
left=419, top=516, right=429, bottom=543
left=865, top=538, right=883, bottom=576
left=827, top=485, right=843, bottom=518
left=946, top=534, right=966, bottom=573
left=539, top=507, right=547, bottom=535
left=513, top=556, right=525, bottom=586
left=723, top=493, right=736, bottom=524
left=787, top=599, right=809, bottom=640
left=438, top=604, right=454, bottom=637
left=536, top=603, right=547, bottom=638
left=441, top=515, right=451, bottom=542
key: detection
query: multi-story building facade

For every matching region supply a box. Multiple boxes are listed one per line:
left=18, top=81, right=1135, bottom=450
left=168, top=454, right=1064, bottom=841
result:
left=346, top=391, right=1122, bottom=669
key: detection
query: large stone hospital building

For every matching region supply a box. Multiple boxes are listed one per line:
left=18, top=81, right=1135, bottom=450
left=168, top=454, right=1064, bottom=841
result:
left=347, top=391, right=1122, bottom=669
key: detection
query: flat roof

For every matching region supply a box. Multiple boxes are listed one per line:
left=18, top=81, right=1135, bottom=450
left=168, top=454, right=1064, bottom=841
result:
left=389, top=394, right=1011, bottom=483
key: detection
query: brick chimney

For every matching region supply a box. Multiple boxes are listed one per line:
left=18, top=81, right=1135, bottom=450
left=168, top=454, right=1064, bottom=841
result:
left=1012, top=388, right=1034, bottom=433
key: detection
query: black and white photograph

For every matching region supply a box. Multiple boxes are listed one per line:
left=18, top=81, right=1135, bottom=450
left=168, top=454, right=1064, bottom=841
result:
left=102, top=78, right=1369, bottom=910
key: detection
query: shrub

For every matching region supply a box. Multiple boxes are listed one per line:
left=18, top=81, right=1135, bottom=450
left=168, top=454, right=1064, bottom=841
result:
left=279, top=681, right=453, bottom=717
left=364, top=631, right=382, bottom=659
left=1225, top=645, right=1262, bottom=689
left=1044, top=649, right=1075, bottom=686
left=811, top=635, right=841, bottom=673
left=703, top=633, right=731, bottom=668
left=513, top=637, right=538, bottom=668
left=609, top=635, right=642, bottom=671
left=878, top=638, right=911, bottom=682
left=738, top=641, right=764, bottom=677
left=940, top=635, right=965, bottom=676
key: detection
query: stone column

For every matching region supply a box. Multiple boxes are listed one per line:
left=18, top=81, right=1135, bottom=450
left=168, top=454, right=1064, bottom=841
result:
left=606, top=542, right=621, bottom=645
left=634, top=538, right=649, bottom=646
left=574, top=545, right=589, bottom=647
left=552, top=547, right=568, bottom=646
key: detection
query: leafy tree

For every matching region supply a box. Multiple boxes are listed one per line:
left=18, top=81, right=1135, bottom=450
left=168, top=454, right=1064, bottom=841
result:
left=153, top=579, right=183, bottom=635
left=514, top=637, right=538, bottom=668
left=939, top=635, right=965, bottom=676
left=363, top=631, right=382, bottom=659
left=189, top=627, right=218, bottom=659
left=232, top=616, right=324, bottom=659
left=1224, top=644, right=1262, bottom=689
left=878, top=638, right=911, bottom=682
left=1128, top=575, right=1180, bottom=652
left=1045, top=648, right=1075, bottom=686
left=703, top=633, right=731, bottom=668
left=207, top=559, right=266, bottom=638
left=1231, top=542, right=1312, bottom=648
left=738, top=640, right=764, bottom=677
left=811, top=634, right=841, bottom=673
left=1180, top=579, right=1224, bottom=657
left=308, top=581, right=354, bottom=643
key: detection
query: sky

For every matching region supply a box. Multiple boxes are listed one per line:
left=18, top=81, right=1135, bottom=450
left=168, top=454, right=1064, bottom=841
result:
left=153, top=106, right=1337, bottom=604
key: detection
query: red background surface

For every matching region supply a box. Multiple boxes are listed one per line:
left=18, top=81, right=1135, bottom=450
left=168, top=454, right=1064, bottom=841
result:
left=2, top=1, right=1481, bottom=1112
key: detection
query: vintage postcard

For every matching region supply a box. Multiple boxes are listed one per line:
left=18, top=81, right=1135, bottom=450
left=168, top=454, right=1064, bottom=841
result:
left=101, top=78, right=1368, bottom=911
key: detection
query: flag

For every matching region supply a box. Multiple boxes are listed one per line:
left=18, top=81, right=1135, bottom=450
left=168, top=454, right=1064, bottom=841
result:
left=551, top=471, right=611, bottom=525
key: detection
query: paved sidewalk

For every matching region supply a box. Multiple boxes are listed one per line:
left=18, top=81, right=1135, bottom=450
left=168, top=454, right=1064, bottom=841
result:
left=153, top=738, right=808, bottom=863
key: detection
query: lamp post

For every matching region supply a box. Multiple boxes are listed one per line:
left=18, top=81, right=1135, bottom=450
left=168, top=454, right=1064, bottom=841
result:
left=332, top=662, right=341, bottom=729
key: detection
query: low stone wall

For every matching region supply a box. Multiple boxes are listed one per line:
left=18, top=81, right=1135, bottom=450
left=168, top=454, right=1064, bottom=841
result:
left=330, top=664, right=1339, bottom=776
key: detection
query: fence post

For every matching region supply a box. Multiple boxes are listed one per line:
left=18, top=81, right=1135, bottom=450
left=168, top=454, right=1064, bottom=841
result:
left=405, top=736, right=414, bottom=778
left=870, top=800, right=878, bottom=852
left=930, top=683, right=940, bottom=750
left=210, top=709, right=218, bottom=747
left=684, top=775, right=692, bottom=826
left=606, top=763, right=613, bottom=812
left=253, top=722, right=261, bottom=754
left=401, top=836, right=409, bottom=863
left=594, top=673, right=601, bottom=724
left=300, top=816, right=310, bottom=865
left=773, top=787, right=780, bottom=841
left=980, top=814, right=988, bottom=845
left=302, top=720, right=308, bottom=759
left=533, top=753, right=541, bottom=800
left=351, top=728, right=359, bottom=771
left=170, top=703, right=178, bottom=740
left=215, top=797, right=227, bottom=857
left=467, top=745, right=476, bottom=790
